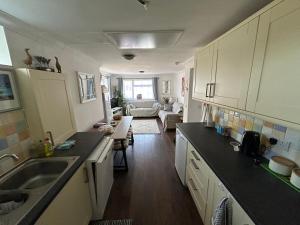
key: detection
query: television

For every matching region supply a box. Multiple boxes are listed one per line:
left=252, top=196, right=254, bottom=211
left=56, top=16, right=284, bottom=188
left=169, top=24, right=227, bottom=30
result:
left=0, top=69, right=20, bottom=112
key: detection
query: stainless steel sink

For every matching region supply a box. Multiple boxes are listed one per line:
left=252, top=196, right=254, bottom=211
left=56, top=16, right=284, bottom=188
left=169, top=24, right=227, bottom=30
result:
left=0, top=160, right=68, bottom=190
left=0, top=156, right=79, bottom=225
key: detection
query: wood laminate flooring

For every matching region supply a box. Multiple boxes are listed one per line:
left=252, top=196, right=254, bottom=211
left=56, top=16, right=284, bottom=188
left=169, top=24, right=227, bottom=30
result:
left=104, top=118, right=203, bottom=225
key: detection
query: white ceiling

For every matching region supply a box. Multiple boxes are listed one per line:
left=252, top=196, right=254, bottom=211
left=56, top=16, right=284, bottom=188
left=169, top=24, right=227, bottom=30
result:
left=0, top=0, right=272, bottom=74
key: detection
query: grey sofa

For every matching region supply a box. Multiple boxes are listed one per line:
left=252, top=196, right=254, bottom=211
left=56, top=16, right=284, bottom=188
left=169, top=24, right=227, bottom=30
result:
left=158, top=102, right=183, bottom=131
left=126, top=100, right=160, bottom=117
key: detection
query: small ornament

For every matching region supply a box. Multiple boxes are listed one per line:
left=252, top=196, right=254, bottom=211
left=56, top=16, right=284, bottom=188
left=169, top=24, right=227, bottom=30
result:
left=55, top=56, right=62, bottom=73
left=23, top=48, right=32, bottom=67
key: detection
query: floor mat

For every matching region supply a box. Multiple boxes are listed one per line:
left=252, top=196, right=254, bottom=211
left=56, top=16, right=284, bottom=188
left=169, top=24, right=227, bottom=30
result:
left=90, top=219, right=133, bottom=225
left=131, top=119, right=160, bottom=134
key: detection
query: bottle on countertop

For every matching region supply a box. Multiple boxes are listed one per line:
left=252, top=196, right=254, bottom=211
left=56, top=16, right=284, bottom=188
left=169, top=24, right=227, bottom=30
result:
left=44, top=137, right=53, bottom=157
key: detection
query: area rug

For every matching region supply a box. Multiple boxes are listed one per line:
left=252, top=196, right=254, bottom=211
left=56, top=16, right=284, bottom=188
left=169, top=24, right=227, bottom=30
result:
left=90, top=219, right=133, bottom=225
left=131, top=119, right=160, bottom=134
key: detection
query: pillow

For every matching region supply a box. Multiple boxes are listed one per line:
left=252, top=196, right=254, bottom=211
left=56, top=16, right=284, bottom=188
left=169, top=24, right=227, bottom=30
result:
left=163, top=103, right=173, bottom=112
left=128, top=103, right=136, bottom=109
left=172, top=102, right=183, bottom=114
left=152, top=102, right=161, bottom=109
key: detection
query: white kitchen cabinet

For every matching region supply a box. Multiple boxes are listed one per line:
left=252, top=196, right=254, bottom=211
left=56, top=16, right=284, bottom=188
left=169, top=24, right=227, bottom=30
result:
left=35, top=164, right=92, bottom=225
left=186, top=143, right=211, bottom=221
left=185, top=140, right=256, bottom=225
left=192, top=44, right=216, bottom=101
left=212, top=18, right=258, bottom=109
left=246, top=0, right=300, bottom=125
left=15, top=69, right=76, bottom=144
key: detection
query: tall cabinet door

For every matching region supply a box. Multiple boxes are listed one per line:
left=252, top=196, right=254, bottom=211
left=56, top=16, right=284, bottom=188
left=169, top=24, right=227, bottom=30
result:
left=246, top=0, right=300, bottom=124
left=31, top=70, right=76, bottom=144
left=192, top=45, right=216, bottom=101
left=212, top=18, right=258, bottom=109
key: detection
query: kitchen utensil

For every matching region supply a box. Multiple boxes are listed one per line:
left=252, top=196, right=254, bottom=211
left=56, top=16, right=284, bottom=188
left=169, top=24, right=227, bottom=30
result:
left=268, top=156, right=296, bottom=176
left=290, top=168, right=300, bottom=188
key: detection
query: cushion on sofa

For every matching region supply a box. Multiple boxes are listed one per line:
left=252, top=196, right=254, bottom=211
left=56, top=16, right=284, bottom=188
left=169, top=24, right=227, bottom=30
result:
left=163, top=104, right=173, bottom=111
left=172, top=102, right=183, bottom=114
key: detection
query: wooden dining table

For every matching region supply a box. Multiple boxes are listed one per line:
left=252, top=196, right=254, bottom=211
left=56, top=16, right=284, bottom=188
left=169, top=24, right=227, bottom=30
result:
left=111, top=116, right=133, bottom=171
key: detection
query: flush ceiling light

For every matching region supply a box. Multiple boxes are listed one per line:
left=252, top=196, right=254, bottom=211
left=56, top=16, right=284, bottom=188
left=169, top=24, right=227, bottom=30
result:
left=104, top=30, right=183, bottom=49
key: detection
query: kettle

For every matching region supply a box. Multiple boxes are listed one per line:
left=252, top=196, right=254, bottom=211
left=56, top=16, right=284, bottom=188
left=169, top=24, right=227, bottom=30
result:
left=240, top=131, right=261, bottom=157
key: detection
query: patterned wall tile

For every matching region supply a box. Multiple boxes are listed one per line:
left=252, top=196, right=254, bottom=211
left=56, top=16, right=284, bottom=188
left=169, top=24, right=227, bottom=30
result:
left=0, top=139, right=8, bottom=150
left=213, top=106, right=300, bottom=164
left=7, top=133, right=19, bottom=147
left=3, top=124, right=17, bottom=136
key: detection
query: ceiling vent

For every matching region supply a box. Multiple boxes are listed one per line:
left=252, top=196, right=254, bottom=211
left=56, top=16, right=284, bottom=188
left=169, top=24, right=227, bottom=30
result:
left=122, top=53, right=136, bottom=60
left=104, top=30, right=183, bottom=49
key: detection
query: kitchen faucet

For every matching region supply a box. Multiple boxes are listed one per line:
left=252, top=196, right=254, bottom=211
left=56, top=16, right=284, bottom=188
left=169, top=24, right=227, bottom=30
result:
left=0, top=154, right=19, bottom=162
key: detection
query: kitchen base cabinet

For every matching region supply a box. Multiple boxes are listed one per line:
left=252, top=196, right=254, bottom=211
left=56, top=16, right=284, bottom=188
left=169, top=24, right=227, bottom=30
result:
left=186, top=141, right=255, bottom=225
left=35, top=164, right=92, bottom=225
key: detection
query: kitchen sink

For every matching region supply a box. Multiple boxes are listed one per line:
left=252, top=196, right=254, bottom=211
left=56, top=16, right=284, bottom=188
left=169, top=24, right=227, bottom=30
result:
left=0, top=160, right=68, bottom=190
left=0, top=156, right=79, bottom=224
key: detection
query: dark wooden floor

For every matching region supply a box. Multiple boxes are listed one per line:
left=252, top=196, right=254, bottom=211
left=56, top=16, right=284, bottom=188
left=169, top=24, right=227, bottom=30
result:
left=103, top=118, right=203, bottom=225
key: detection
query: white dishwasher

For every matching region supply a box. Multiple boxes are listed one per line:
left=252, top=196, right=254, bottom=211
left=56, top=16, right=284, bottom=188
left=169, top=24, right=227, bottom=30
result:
left=86, top=136, right=114, bottom=220
left=175, top=128, right=188, bottom=186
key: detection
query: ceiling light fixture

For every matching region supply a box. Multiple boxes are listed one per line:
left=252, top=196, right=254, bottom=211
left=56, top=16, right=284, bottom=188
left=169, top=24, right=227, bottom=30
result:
left=122, top=53, right=136, bottom=60
left=104, top=30, right=183, bottom=49
left=139, top=70, right=145, bottom=73
left=137, top=0, right=150, bottom=10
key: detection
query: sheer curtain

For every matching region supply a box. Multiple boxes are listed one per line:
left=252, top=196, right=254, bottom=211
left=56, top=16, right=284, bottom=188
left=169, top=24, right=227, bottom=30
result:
left=117, top=78, right=123, bottom=95
left=152, top=77, right=158, bottom=101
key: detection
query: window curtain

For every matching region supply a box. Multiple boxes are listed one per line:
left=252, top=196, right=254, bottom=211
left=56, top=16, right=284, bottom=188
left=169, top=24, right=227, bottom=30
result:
left=117, top=78, right=123, bottom=95
left=152, top=77, right=159, bottom=101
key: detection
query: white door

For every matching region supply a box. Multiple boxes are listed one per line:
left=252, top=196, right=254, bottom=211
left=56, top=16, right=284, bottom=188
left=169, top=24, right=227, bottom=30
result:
left=31, top=71, right=75, bottom=144
left=193, top=45, right=216, bottom=101
left=212, top=18, right=258, bottom=109
left=246, top=0, right=300, bottom=124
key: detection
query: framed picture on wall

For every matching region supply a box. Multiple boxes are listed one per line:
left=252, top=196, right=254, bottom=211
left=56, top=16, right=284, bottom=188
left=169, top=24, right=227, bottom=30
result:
left=162, top=80, right=170, bottom=95
left=0, top=68, right=21, bottom=112
left=77, top=72, right=97, bottom=103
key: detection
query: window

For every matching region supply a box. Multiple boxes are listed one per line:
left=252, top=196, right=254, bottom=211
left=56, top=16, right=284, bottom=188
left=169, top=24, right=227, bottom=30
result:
left=123, top=79, right=154, bottom=100
left=0, top=25, right=12, bottom=66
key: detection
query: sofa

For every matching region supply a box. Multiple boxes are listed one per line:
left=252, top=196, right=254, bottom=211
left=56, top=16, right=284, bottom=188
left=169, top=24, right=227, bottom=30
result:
left=126, top=100, right=160, bottom=117
left=158, top=102, right=183, bottom=131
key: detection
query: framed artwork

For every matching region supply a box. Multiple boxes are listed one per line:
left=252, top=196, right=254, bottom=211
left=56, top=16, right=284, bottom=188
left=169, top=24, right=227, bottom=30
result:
left=181, top=77, right=185, bottom=97
left=162, top=80, right=170, bottom=95
left=77, top=72, right=97, bottom=103
left=0, top=68, right=21, bottom=112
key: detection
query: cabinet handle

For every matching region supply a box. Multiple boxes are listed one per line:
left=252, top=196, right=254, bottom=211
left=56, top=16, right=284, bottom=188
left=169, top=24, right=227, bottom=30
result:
left=189, top=178, right=198, bottom=191
left=191, top=159, right=199, bottom=170
left=191, top=151, right=200, bottom=161
left=83, top=167, right=89, bottom=183
left=206, top=83, right=210, bottom=97
left=209, top=83, right=216, bottom=98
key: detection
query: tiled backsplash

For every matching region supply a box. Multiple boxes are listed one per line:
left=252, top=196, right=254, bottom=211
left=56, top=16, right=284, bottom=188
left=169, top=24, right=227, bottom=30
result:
left=0, top=110, right=32, bottom=173
left=212, top=106, right=300, bottom=165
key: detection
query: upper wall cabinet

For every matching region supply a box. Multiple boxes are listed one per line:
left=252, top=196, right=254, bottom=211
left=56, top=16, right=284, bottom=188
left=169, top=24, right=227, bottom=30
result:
left=16, top=69, right=76, bottom=144
left=212, top=18, right=258, bottom=109
left=192, top=45, right=216, bottom=101
left=246, top=0, right=300, bottom=124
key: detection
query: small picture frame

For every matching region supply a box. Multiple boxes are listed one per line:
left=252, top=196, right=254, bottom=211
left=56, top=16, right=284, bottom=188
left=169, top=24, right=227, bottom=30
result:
left=162, top=80, right=171, bottom=95
left=0, top=67, right=21, bottom=112
left=77, top=72, right=97, bottom=103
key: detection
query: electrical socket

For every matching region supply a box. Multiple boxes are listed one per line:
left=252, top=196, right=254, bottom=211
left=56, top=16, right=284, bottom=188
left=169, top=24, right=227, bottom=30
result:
left=271, top=140, right=291, bottom=152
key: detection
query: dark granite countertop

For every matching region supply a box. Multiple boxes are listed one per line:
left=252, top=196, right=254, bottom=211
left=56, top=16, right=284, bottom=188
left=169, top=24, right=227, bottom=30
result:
left=18, top=132, right=104, bottom=225
left=177, top=123, right=300, bottom=225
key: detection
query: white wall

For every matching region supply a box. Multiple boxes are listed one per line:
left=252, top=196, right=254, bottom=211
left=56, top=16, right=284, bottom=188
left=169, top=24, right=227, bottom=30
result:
left=4, top=26, right=104, bottom=131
